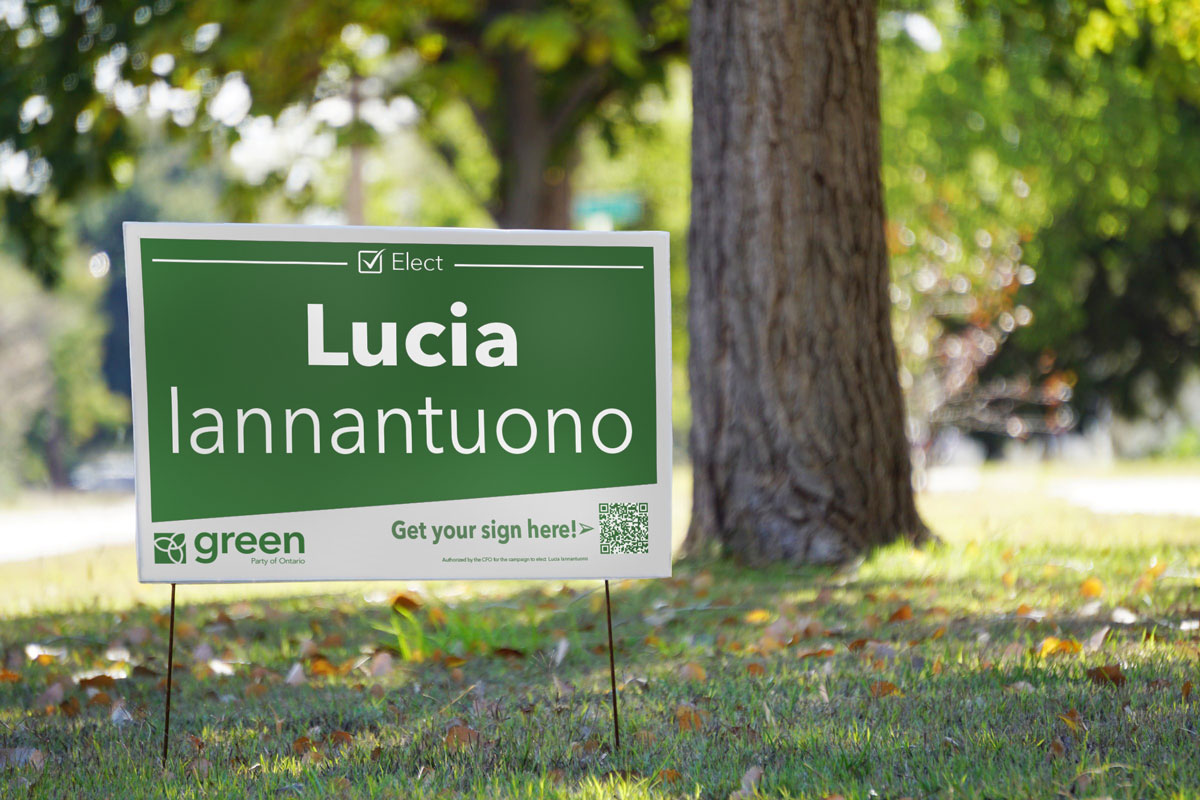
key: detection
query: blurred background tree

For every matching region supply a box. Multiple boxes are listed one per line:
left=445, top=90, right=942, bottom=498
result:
left=883, top=0, right=1200, bottom=467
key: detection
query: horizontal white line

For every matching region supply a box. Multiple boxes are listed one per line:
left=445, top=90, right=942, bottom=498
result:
left=151, top=259, right=348, bottom=266
left=455, top=263, right=642, bottom=270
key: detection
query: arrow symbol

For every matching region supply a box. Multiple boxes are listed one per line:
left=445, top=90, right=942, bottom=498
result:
left=578, top=522, right=593, bottom=535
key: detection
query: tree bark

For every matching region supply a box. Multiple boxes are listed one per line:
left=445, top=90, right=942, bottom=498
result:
left=686, top=0, right=927, bottom=565
left=490, top=51, right=573, bottom=230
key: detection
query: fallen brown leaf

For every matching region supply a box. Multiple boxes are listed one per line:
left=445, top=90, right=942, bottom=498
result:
left=1038, top=637, right=1082, bottom=658
left=888, top=605, right=914, bottom=623
left=328, top=730, right=353, bottom=747
left=1058, top=708, right=1084, bottom=732
left=679, top=662, right=707, bottom=682
left=309, top=656, right=338, bottom=677
left=1080, top=576, right=1105, bottom=599
left=390, top=591, right=422, bottom=612
left=674, top=702, right=710, bottom=732
left=87, top=691, right=112, bottom=707
left=1183, top=681, right=1193, bottom=702
left=0, top=669, right=19, bottom=683
left=869, top=681, right=903, bottom=698
left=799, top=647, right=836, bottom=660
left=745, top=662, right=766, bottom=677
left=79, top=675, right=116, bottom=690
left=656, top=768, right=682, bottom=784
left=292, top=736, right=315, bottom=754
left=1085, top=664, right=1126, bottom=687
left=493, top=647, right=525, bottom=659
left=444, top=724, right=481, bottom=749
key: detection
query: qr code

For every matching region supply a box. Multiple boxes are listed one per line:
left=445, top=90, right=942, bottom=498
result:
left=599, top=502, right=650, bottom=554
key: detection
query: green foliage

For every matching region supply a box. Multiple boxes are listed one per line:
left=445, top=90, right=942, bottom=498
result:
left=0, top=0, right=687, bottom=281
left=575, top=64, right=690, bottom=432
left=0, top=247, right=128, bottom=490
left=883, top=0, right=1200, bottom=437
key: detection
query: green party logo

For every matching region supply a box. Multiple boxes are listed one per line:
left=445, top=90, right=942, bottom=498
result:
left=154, top=532, right=187, bottom=564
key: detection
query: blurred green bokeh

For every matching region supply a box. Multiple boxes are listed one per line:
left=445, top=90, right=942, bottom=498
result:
left=2, top=0, right=1200, bottom=489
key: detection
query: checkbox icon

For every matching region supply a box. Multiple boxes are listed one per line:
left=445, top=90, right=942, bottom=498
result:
left=358, top=249, right=385, bottom=274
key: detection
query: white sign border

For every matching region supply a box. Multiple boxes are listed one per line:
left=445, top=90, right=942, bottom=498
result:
left=123, top=222, right=673, bottom=583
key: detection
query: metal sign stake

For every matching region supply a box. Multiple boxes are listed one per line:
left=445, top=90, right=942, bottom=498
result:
left=604, top=579, right=621, bottom=751
left=161, top=583, right=177, bottom=768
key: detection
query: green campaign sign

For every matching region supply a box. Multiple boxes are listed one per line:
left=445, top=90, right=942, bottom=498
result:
left=124, top=223, right=672, bottom=583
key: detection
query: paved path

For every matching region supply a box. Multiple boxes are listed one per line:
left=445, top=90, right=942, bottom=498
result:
left=1048, top=476, right=1200, bottom=517
left=3, top=472, right=1199, bottom=564
left=0, top=495, right=135, bottom=564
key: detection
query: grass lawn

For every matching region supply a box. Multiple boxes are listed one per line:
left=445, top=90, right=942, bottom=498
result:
left=2, top=467, right=1199, bottom=798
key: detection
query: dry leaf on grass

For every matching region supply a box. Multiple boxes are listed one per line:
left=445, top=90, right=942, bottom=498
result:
left=1086, top=664, right=1126, bottom=687
left=78, top=675, right=115, bottom=690
left=0, top=668, right=20, bottom=683
left=111, top=704, right=134, bottom=727
left=869, top=681, right=903, bottom=698
left=679, top=662, right=707, bottom=682
left=1057, top=708, right=1084, bottom=732
left=1038, top=637, right=1082, bottom=658
left=656, top=768, right=682, bottom=784
left=390, top=592, right=422, bottom=612
left=35, top=682, right=65, bottom=707
left=444, top=724, right=481, bottom=749
left=1083, top=626, right=1111, bottom=654
left=0, top=748, right=45, bottom=771
left=1184, top=681, right=1193, bottom=702
left=284, top=663, right=306, bottom=686
left=675, top=702, right=710, bottom=731
left=799, top=647, right=836, bottom=660
left=888, top=605, right=914, bottom=623
left=309, top=657, right=338, bottom=678
left=292, top=736, right=315, bottom=754
left=328, top=730, right=353, bottom=747
left=368, top=651, right=394, bottom=677
left=744, top=609, right=771, bottom=624
left=1080, top=577, right=1105, bottom=599
left=493, top=647, right=525, bottom=659
left=729, top=766, right=764, bottom=800
left=745, top=662, right=766, bottom=677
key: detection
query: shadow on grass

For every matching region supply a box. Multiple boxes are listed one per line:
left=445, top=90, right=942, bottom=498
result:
left=2, top=555, right=1199, bottom=798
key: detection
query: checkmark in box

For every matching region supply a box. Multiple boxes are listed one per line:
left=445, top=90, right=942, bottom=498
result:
left=358, top=249, right=385, bottom=273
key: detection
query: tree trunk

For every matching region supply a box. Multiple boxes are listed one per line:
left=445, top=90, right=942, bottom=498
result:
left=685, top=0, right=927, bottom=565
left=345, top=77, right=366, bottom=226
left=490, top=52, right=573, bottom=230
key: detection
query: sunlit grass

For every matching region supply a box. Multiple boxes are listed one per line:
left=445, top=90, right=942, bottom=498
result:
left=1, top=465, right=1199, bottom=798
